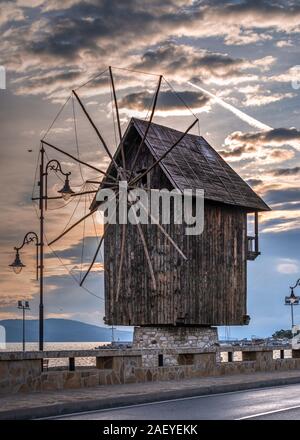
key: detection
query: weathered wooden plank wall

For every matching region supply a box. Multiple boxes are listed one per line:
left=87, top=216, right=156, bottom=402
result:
left=104, top=201, right=247, bottom=326
left=103, top=124, right=247, bottom=326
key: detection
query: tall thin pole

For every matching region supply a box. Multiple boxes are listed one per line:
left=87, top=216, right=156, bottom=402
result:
left=22, top=306, right=25, bottom=352
left=291, top=303, right=295, bottom=328
left=39, top=146, right=44, bottom=351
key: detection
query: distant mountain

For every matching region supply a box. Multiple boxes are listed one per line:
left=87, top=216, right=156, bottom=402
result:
left=0, top=319, right=133, bottom=343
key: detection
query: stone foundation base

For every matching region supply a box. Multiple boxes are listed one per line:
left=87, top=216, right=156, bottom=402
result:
left=133, top=326, right=219, bottom=367
left=133, top=326, right=219, bottom=349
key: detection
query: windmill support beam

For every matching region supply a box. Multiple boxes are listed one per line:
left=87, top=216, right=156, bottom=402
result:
left=41, top=140, right=116, bottom=181
left=72, top=89, right=119, bottom=171
left=109, top=66, right=126, bottom=169
left=130, top=118, right=198, bottom=186
left=130, top=75, right=162, bottom=175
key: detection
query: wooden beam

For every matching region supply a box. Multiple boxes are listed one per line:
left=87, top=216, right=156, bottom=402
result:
left=129, top=75, right=162, bottom=176
left=48, top=209, right=97, bottom=246
left=136, top=222, right=157, bottom=290
left=109, top=66, right=126, bottom=169
left=41, top=140, right=116, bottom=181
left=109, top=68, right=122, bottom=141
left=79, top=226, right=108, bottom=287
left=115, top=223, right=126, bottom=302
left=80, top=195, right=119, bottom=286
left=128, top=199, right=157, bottom=290
left=130, top=118, right=198, bottom=186
left=255, top=211, right=259, bottom=254
left=138, top=198, right=187, bottom=261
left=72, top=89, right=119, bottom=171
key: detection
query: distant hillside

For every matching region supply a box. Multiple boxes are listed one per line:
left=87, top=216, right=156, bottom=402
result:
left=0, top=319, right=133, bottom=343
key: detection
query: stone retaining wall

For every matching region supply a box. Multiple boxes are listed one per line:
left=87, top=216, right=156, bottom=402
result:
left=0, top=345, right=299, bottom=394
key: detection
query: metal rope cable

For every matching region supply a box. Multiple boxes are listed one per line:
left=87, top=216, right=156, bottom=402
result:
left=79, top=192, right=87, bottom=282
left=61, top=188, right=84, bottom=232
left=109, top=79, right=118, bottom=151
left=72, top=94, right=85, bottom=183
left=163, top=76, right=198, bottom=119
left=31, top=149, right=41, bottom=199
left=74, top=67, right=109, bottom=91
left=88, top=192, right=100, bottom=245
left=41, top=94, right=71, bottom=141
left=32, top=202, right=104, bottom=301
left=111, top=66, right=161, bottom=77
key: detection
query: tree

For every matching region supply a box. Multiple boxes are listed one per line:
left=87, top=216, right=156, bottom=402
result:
left=272, top=329, right=293, bottom=339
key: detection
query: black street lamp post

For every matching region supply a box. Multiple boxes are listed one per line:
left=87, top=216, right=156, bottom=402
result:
left=285, top=279, right=300, bottom=331
left=10, top=148, right=76, bottom=351
left=17, top=300, right=30, bottom=351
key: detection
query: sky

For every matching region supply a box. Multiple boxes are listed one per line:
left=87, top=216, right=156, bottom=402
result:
left=0, top=0, right=300, bottom=340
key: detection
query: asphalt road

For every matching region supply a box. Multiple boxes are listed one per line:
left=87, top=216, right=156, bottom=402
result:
left=53, top=383, right=300, bottom=420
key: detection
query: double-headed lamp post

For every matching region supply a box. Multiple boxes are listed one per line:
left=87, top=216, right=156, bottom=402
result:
left=17, top=300, right=30, bottom=352
left=9, top=149, right=75, bottom=351
left=285, top=279, right=300, bottom=332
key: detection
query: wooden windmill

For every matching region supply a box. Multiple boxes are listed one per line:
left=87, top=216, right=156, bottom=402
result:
left=47, top=67, right=270, bottom=330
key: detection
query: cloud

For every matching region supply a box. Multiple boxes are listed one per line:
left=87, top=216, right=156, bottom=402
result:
left=246, top=178, right=264, bottom=188
left=268, top=167, right=300, bottom=176
left=229, top=128, right=300, bottom=147
left=276, top=39, right=294, bottom=48
left=134, top=43, right=274, bottom=86
left=189, top=82, right=272, bottom=130
left=0, top=1, right=24, bottom=26
left=220, top=128, right=299, bottom=163
left=0, top=1, right=285, bottom=100
left=237, top=85, right=295, bottom=107
left=118, top=89, right=210, bottom=117
left=263, top=187, right=300, bottom=205
left=276, top=258, right=300, bottom=274
left=203, top=0, right=300, bottom=37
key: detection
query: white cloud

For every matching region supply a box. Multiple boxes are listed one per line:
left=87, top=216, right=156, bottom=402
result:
left=277, top=258, right=300, bottom=274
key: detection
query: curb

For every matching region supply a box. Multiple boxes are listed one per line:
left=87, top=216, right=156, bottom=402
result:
left=1, top=375, right=300, bottom=420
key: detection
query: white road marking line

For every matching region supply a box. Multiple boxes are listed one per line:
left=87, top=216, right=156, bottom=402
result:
left=45, top=383, right=300, bottom=419
left=236, top=405, right=300, bottom=420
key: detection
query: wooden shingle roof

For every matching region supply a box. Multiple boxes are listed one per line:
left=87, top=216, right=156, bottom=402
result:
left=132, top=118, right=270, bottom=212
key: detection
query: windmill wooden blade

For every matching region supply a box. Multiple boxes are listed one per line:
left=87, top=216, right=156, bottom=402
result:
left=115, top=223, right=126, bottom=302
left=108, top=66, right=126, bottom=169
left=49, top=189, right=118, bottom=246
left=136, top=197, right=188, bottom=261
left=80, top=194, right=120, bottom=286
left=72, top=89, right=120, bottom=171
left=130, top=118, right=198, bottom=186
left=79, top=225, right=108, bottom=287
left=128, top=200, right=157, bottom=290
left=49, top=209, right=97, bottom=246
left=41, top=140, right=116, bottom=181
left=129, top=75, right=162, bottom=176
left=136, top=222, right=157, bottom=290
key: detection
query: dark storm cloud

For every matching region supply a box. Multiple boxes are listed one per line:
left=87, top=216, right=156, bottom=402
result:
left=17, top=70, right=82, bottom=89
left=219, top=145, right=256, bottom=158
left=269, top=167, right=300, bottom=176
left=119, top=90, right=209, bottom=111
left=228, top=128, right=300, bottom=146
left=264, top=188, right=300, bottom=205
left=26, top=1, right=200, bottom=59
left=133, top=42, right=259, bottom=82
left=273, top=202, right=300, bottom=211
left=246, top=178, right=263, bottom=187
left=220, top=128, right=298, bottom=162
